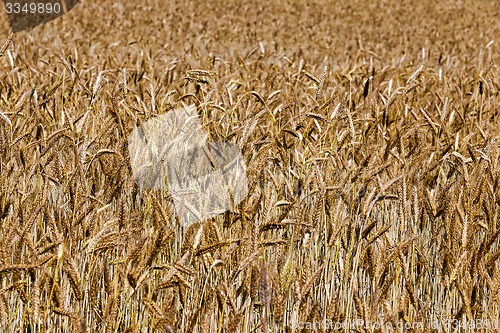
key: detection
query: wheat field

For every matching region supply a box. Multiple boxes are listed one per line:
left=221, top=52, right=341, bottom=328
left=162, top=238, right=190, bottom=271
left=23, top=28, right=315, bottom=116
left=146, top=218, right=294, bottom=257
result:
left=0, top=0, right=499, bottom=332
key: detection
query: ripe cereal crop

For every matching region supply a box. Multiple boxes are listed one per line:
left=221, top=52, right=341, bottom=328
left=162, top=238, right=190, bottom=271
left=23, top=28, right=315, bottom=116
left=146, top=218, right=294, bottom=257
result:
left=0, top=0, right=499, bottom=332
